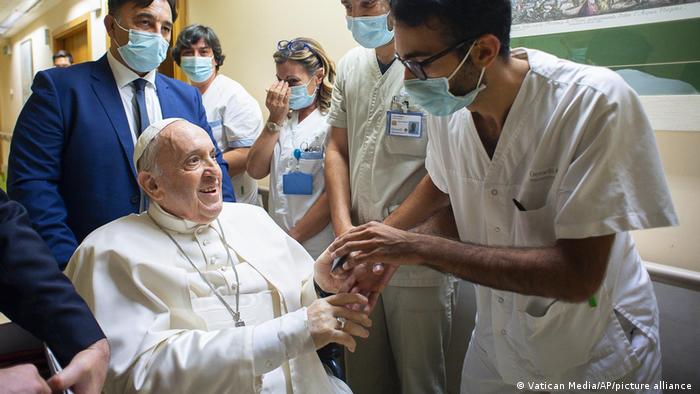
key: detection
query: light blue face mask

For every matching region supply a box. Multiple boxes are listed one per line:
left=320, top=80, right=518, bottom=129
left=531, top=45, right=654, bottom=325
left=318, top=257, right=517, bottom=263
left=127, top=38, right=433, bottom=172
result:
left=346, top=13, right=394, bottom=49
left=403, top=44, right=486, bottom=116
left=289, top=80, right=317, bottom=110
left=114, top=20, right=169, bottom=73
left=180, top=56, right=214, bottom=83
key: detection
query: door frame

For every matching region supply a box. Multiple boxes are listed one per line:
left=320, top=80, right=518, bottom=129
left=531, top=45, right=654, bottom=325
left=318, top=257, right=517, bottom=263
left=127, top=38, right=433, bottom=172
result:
left=53, top=12, right=92, bottom=61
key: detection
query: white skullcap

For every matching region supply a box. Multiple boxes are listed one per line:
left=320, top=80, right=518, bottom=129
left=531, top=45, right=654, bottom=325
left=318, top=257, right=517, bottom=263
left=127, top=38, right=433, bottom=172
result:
left=133, top=118, right=185, bottom=166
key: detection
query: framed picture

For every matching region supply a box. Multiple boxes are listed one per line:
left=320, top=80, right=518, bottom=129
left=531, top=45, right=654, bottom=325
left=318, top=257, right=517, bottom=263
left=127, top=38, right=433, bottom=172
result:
left=510, top=1, right=700, bottom=96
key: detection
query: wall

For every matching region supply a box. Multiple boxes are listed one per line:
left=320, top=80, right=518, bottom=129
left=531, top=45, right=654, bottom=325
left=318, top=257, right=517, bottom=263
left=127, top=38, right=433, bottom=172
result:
left=187, top=0, right=356, bottom=113
left=632, top=131, right=700, bottom=272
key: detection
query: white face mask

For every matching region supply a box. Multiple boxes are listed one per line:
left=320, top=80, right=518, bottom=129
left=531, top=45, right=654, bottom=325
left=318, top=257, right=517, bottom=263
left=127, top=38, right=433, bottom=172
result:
left=113, top=19, right=169, bottom=73
left=180, top=56, right=214, bottom=83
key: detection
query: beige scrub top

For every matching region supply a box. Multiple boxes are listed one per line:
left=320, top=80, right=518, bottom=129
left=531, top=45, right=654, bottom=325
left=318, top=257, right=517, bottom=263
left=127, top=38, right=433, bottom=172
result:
left=328, top=46, right=449, bottom=287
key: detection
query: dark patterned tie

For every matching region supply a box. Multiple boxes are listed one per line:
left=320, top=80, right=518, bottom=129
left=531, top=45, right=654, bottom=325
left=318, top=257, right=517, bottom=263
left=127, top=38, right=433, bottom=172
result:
left=132, top=78, right=150, bottom=136
left=132, top=78, right=150, bottom=211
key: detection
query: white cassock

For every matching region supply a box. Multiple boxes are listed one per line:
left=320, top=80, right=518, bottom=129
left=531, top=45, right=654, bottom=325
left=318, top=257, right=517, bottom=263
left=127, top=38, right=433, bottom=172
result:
left=66, top=202, right=351, bottom=394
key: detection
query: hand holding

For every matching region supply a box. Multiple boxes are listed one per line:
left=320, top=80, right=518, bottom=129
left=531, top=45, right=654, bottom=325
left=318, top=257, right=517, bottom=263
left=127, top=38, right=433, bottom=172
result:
left=0, top=364, right=51, bottom=394
left=47, top=338, right=110, bottom=394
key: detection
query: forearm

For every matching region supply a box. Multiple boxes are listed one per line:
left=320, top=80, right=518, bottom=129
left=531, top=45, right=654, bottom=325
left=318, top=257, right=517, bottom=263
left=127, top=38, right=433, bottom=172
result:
left=223, top=148, right=250, bottom=176
left=414, top=234, right=612, bottom=302
left=325, top=129, right=353, bottom=235
left=0, top=197, right=104, bottom=365
left=384, top=175, right=450, bottom=231
left=247, top=126, right=279, bottom=179
left=289, top=192, right=331, bottom=244
left=409, top=205, right=459, bottom=239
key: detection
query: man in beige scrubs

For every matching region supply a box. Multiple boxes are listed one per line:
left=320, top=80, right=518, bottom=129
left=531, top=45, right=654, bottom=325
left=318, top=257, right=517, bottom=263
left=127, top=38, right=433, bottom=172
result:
left=66, top=119, right=371, bottom=393
left=325, top=1, right=457, bottom=392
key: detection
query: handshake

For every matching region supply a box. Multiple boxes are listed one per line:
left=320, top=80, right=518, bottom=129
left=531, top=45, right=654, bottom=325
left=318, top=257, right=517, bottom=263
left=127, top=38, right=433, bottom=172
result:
left=308, top=222, right=425, bottom=352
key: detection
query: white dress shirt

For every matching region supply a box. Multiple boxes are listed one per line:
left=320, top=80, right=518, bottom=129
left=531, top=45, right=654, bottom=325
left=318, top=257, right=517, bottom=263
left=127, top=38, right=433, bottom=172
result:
left=107, top=51, right=163, bottom=143
left=425, top=48, right=678, bottom=384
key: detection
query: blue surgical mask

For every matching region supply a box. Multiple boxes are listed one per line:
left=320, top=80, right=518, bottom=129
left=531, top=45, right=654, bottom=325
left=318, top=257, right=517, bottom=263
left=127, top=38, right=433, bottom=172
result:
left=346, top=13, right=394, bottom=49
left=403, top=43, right=486, bottom=116
left=114, top=20, right=169, bottom=73
left=180, top=56, right=214, bottom=83
left=289, top=80, right=317, bottom=110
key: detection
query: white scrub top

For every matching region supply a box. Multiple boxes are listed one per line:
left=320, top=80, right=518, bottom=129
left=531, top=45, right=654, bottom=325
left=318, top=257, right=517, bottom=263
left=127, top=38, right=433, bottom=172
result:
left=425, top=48, right=678, bottom=383
left=329, top=46, right=448, bottom=287
left=202, top=74, right=264, bottom=205
left=269, top=109, right=335, bottom=259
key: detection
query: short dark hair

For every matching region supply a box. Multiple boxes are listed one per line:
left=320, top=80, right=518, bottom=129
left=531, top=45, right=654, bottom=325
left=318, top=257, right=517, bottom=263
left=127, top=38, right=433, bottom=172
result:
left=53, top=50, right=73, bottom=63
left=172, top=24, right=225, bottom=69
left=390, top=0, right=511, bottom=58
left=108, top=0, right=178, bottom=22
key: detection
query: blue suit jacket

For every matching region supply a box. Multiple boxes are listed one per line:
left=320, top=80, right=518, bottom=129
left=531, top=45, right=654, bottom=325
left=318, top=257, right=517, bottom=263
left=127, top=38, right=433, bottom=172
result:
left=0, top=190, right=105, bottom=366
left=8, top=55, right=235, bottom=269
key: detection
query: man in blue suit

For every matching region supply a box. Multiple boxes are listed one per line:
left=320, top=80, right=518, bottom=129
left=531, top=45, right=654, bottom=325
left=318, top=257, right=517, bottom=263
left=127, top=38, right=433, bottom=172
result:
left=0, top=190, right=109, bottom=393
left=8, top=0, right=235, bottom=269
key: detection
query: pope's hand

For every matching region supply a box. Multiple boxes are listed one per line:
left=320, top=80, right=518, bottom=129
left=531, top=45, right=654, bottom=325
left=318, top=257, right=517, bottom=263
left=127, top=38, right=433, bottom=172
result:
left=47, top=338, right=110, bottom=394
left=307, top=293, right=372, bottom=353
left=265, top=80, right=290, bottom=125
left=0, top=364, right=51, bottom=394
left=314, top=248, right=354, bottom=294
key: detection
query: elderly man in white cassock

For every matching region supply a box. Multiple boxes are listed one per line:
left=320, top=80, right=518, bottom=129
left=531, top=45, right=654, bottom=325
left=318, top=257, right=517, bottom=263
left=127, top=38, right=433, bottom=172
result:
left=65, top=118, right=371, bottom=394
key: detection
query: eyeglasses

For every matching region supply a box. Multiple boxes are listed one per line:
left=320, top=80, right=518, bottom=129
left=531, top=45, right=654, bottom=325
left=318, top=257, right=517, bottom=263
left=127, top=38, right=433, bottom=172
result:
left=395, top=39, right=474, bottom=80
left=276, top=40, right=311, bottom=57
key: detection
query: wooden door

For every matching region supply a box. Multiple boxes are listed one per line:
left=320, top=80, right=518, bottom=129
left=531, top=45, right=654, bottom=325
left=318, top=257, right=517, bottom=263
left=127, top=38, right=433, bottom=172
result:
left=53, top=13, right=92, bottom=65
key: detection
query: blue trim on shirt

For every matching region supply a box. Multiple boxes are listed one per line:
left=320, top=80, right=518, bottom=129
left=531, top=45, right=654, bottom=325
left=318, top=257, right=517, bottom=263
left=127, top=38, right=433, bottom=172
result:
left=228, top=138, right=256, bottom=148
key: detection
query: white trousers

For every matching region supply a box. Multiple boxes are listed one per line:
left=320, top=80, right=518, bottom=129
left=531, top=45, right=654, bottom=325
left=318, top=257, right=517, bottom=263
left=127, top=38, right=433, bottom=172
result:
left=461, top=325, right=662, bottom=393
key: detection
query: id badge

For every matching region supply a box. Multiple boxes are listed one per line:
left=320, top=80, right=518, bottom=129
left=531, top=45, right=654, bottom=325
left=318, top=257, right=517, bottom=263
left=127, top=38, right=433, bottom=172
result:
left=386, top=111, right=423, bottom=138
left=283, top=172, right=313, bottom=195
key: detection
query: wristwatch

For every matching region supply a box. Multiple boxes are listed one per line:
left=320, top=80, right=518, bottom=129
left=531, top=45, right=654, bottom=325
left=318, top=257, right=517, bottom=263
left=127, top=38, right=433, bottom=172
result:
left=265, top=120, right=283, bottom=134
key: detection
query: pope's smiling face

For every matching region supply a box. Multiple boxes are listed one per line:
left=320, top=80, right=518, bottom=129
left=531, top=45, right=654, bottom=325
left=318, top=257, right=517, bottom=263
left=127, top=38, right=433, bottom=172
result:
left=149, top=121, right=223, bottom=223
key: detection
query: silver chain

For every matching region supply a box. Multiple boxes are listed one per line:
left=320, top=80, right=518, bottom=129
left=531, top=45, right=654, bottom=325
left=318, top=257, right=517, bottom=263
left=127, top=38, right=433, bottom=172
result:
left=148, top=213, right=246, bottom=327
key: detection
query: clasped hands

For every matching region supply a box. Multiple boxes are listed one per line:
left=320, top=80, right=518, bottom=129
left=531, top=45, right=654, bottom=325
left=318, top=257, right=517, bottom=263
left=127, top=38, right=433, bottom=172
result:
left=315, top=222, right=424, bottom=313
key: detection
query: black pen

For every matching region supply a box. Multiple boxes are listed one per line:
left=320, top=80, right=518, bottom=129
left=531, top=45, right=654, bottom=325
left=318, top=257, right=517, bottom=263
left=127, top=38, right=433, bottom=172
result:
left=512, top=198, right=527, bottom=212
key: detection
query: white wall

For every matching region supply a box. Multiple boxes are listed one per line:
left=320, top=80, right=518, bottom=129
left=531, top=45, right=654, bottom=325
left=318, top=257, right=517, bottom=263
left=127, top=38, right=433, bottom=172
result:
left=187, top=0, right=356, bottom=111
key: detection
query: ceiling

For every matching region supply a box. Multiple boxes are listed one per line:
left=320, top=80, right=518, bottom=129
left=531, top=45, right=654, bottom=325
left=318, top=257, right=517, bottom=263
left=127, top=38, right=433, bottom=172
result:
left=0, top=1, right=27, bottom=25
left=0, top=0, right=66, bottom=38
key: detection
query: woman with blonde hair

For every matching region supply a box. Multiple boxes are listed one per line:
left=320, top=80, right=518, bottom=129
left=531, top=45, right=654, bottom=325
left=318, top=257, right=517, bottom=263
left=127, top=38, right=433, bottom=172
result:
left=248, top=38, right=336, bottom=259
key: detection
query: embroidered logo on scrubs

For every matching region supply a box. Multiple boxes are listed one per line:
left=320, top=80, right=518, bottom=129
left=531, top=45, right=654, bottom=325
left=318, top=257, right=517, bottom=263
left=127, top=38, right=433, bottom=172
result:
left=529, top=167, right=558, bottom=182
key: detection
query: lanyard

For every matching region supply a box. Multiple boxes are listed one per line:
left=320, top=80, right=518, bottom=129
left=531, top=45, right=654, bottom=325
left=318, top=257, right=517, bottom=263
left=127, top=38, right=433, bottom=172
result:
left=148, top=214, right=246, bottom=327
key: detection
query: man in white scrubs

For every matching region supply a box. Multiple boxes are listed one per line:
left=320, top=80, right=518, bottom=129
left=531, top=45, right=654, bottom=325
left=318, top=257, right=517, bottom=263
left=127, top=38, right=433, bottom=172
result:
left=325, top=0, right=457, bottom=392
left=66, top=119, right=372, bottom=393
left=331, top=0, right=678, bottom=392
left=173, top=24, right=264, bottom=205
